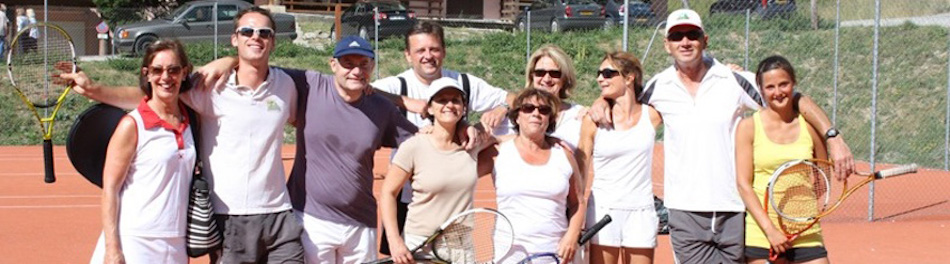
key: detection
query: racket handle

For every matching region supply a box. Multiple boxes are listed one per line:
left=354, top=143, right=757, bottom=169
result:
left=877, top=163, right=918, bottom=179
left=43, top=139, right=55, bottom=183
left=578, top=215, right=612, bottom=245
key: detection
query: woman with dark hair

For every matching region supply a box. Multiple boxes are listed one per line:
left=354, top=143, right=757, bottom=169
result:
left=736, top=55, right=830, bottom=264
left=379, top=77, right=487, bottom=264
left=577, top=51, right=661, bottom=264
left=89, top=39, right=195, bottom=264
left=490, top=88, right=586, bottom=263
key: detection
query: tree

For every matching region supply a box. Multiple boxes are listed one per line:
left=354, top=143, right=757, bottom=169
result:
left=93, top=0, right=186, bottom=26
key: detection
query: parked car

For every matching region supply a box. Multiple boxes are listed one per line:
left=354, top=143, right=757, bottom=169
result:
left=515, top=0, right=607, bottom=33
left=330, top=0, right=417, bottom=40
left=709, top=0, right=796, bottom=19
left=113, top=0, right=298, bottom=55
left=598, top=0, right=656, bottom=27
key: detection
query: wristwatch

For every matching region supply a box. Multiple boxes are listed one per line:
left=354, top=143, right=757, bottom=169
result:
left=825, top=128, right=841, bottom=139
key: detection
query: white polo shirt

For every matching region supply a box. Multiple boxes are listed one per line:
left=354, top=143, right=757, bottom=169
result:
left=181, top=67, right=296, bottom=215
left=643, top=58, right=761, bottom=212
left=371, top=69, right=509, bottom=128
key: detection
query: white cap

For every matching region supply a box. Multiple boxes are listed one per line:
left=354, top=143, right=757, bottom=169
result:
left=425, top=77, right=466, bottom=103
left=665, top=9, right=704, bottom=35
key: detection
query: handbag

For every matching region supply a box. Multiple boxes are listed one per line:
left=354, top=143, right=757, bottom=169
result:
left=184, top=106, right=222, bottom=257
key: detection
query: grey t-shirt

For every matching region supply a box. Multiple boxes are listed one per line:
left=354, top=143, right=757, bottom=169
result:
left=286, top=70, right=417, bottom=227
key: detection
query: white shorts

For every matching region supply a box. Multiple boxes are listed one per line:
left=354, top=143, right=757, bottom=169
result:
left=89, top=232, right=186, bottom=264
left=586, top=205, right=658, bottom=248
left=296, top=211, right=377, bottom=264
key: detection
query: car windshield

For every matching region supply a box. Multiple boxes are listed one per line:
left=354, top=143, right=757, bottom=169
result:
left=373, top=1, right=406, bottom=12
left=164, top=4, right=191, bottom=20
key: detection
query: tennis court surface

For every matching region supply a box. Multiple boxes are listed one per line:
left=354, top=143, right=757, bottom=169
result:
left=1, top=145, right=948, bottom=263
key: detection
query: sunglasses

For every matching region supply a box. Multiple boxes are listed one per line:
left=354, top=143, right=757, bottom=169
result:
left=597, top=68, right=621, bottom=79
left=235, top=27, right=275, bottom=38
left=519, top=103, right=553, bottom=115
left=532, top=69, right=562, bottom=78
left=147, top=65, right=184, bottom=76
left=667, top=30, right=704, bottom=41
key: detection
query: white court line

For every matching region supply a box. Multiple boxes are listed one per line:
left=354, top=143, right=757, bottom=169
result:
left=0, top=195, right=98, bottom=199
left=0, top=204, right=98, bottom=209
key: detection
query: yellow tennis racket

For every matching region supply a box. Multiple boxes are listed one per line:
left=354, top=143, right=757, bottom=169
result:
left=6, top=22, right=76, bottom=183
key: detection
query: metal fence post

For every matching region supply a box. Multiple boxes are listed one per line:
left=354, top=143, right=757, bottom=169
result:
left=833, top=0, right=841, bottom=124
left=213, top=2, right=218, bottom=59
left=869, top=0, right=881, bottom=221
left=374, top=6, right=380, bottom=80
left=622, top=0, right=629, bottom=52
left=946, top=32, right=950, bottom=170
left=744, top=8, right=750, bottom=70
left=526, top=8, right=531, bottom=65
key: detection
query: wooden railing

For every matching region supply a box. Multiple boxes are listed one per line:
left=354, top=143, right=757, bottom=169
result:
left=406, top=0, right=442, bottom=17
left=284, top=0, right=352, bottom=15
left=501, top=0, right=532, bottom=21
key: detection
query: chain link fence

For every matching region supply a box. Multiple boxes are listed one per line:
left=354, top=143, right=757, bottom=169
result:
left=321, top=0, right=950, bottom=222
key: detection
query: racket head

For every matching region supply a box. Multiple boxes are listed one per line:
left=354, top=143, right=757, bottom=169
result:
left=66, top=104, right=127, bottom=188
left=431, top=208, right=514, bottom=264
left=7, top=23, right=77, bottom=108
left=518, top=252, right=561, bottom=264
left=767, top=159, right=832, bottom=234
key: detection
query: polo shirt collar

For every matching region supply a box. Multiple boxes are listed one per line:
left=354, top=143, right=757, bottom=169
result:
left=658, top=56, right=731, bottom=85
left=136, top=98, right=190, bottom=149
left=224, top=67, right=273, bottom=96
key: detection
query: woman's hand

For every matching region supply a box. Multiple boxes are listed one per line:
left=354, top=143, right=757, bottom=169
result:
left=556, top=233, right=579, bottom=262
left=765, top=226, right=790, bottom=255
left=389, top=242, right=415, bottom=264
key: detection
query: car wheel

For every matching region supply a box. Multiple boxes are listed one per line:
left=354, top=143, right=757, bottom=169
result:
left=550, top=19, right=560, bottom=33
left=134, top=35, right=157, bottom=56
left=603, top=18, right=615, bottom=30
left=358, top=26, right=369, bottom=40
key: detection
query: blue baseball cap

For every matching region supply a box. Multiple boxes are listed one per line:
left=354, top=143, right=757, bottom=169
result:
left=333, top=36, right=375, bottom=59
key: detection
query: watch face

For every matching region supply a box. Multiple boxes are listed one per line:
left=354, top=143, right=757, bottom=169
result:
left=826, top=128, right=840, bottom=138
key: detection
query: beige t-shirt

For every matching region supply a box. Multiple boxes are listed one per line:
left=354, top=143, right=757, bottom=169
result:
left=392, top=134, right=478, bottom=237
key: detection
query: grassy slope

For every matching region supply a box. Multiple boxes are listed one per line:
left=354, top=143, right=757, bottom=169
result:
left=0, top=13, right=946, bottom=167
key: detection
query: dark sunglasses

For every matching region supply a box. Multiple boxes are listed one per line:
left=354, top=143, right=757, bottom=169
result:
left=519, top=103, right=553, bottom=115
left=147, top=65, right=183, bottom=76
left=235, top=27, right=275, bottom=38
left=597, top=68, right=621, bottom=79
left=532, top=69, right=562, bottom=78
left=667, top=30, right=704, bottom=41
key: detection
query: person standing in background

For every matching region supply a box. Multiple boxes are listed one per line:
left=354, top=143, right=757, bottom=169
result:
left=0, top=4, right=9, bottom=56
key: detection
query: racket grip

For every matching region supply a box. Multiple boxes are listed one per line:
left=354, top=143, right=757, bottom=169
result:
left=43, top=139, right=55, bottom=183
left=877, top=163, right=918, bottom=178
left=578, top=215, right=612, bottom=245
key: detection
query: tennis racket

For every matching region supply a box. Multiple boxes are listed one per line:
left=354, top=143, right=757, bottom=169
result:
left=368, top=207, right=515, bottom=264
left=6, top=22, right=77, bottom=183
left=764, top=159, right=918, bottom=261
left=517, top=215, right=613, bottom=264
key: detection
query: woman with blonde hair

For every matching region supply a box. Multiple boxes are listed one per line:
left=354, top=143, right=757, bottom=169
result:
left=519, top=44, right=585, bottom=149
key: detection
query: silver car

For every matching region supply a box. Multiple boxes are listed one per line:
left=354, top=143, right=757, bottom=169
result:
left=113, top=0, right=297, bottom=55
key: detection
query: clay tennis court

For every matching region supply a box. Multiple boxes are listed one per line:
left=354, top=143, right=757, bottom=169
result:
left=1, top=144, right=948, bottom=263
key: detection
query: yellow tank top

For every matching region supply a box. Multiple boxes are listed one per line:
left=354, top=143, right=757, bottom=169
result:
left=745, top=111, right=824, bottom=249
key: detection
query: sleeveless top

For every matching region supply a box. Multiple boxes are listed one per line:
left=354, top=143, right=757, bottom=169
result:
left=591, top=106, right=655, bottom=209
left=745, top=111, right=824, bottom=248
left=494, top=139, right=574, bottom=257
left=119, top=107, right=196, bottom=237
left=549, top=103, right=585, bottom=150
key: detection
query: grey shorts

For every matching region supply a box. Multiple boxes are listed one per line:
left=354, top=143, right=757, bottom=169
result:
left=213, top=210, right=305, bottom=264
left=668, top=209, right=745, bottom=264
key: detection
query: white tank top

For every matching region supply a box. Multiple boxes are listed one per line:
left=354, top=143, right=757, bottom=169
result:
left=550, top=103, right=584, bottom=150
left=119, top=110, right=196, bottom=237
left=591, top=106, right=655, bottom=209
left=494, top=139, right=573, bottom=254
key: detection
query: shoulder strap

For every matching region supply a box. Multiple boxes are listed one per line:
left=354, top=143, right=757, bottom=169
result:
left=461, top=73, right=471, bottom=106
left=184, top=104, right=202, bottom=177
left=733, top=72, right=765, bottom=107
left=398, top=76, right=408, bottom=117
left=639, top=79, right=656, bottom=104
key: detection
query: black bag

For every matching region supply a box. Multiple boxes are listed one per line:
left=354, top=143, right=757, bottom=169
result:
left=184, top=107, right=222, bottom=257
